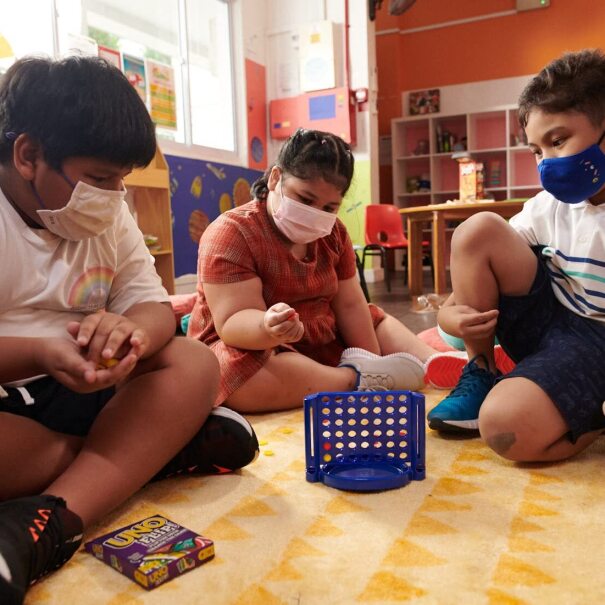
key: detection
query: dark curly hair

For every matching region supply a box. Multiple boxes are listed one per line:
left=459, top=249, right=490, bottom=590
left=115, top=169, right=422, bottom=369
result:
left=251, top=128, right=355, bottom=201
left=518, top=49, right=605, bottom=129
left=0, top=55, right=156, bottom=169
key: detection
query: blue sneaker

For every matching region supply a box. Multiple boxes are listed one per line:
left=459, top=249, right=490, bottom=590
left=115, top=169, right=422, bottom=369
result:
left=427, top=355, right=498, bottom=432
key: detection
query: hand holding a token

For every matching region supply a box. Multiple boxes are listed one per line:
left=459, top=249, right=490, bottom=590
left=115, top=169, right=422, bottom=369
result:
left=263, top=302, right=304, bottom=344
left=66, top=311, right=148, bottom=386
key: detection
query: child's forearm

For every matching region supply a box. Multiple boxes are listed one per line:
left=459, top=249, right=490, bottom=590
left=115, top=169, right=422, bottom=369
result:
left=123, top=302, right=177, bottom=357
left=441, top=293, right=455, bottom=308
left=219, top=309, right=282, bottom=350
left=0, top=337, right=46, bottom=383
left=437, top=307, right=462, bottom=338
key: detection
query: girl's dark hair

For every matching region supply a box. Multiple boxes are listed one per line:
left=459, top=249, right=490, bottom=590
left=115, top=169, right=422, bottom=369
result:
left=251, top=128, right=355, bottom=201
left=518, top=48, right=605, bottom=129
left=0, top=55, right=156, bottom=169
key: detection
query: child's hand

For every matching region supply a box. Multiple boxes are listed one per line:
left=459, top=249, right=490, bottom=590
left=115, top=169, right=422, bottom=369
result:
left=66, top=311, right=149, bottom=379
left=437, top=304, right=499, bottom=340
left=36, top=337, right=137, bottom=393
left=264, top=303, right=304, bottom=344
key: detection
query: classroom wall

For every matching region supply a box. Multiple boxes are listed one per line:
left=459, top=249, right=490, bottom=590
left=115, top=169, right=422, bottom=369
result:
left=166, top=155, right=262, bottom=278
left=376, top=0, right=605, bottom=201
left=169, top=1, right=378, bottom=279
left=264, top=0, right=379, bottom=248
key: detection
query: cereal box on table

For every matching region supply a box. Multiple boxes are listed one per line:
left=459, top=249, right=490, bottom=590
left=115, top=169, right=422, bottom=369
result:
left=85, top=515, right=214, bottom=590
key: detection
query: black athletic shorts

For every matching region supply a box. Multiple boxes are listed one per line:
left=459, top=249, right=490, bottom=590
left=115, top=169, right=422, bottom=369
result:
left=0, top=376, right=115, bottom=437
left=496, top=246, right=605, bottom=443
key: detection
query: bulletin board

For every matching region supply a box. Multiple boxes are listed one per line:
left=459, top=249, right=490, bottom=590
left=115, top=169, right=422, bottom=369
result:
left=269, top=86, right=356, bottom=145
left=166, top=155, right=262, bottom=277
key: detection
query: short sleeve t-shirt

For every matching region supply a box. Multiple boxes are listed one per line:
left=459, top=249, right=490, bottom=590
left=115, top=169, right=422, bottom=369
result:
left=0, top=192, right=169, bottom=380
left=509, top=190, right=605, bottom=322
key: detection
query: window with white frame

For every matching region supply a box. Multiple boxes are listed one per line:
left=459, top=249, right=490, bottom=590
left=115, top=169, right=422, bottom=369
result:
left=0, top=0, right=238, bottom=154
left=186, top=0, right=235, bottom=151
left=0, top=2, right=55, bottom=73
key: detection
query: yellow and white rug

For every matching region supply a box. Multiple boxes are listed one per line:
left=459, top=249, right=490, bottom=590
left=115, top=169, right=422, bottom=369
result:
left=27, top=389, right=605, bottom=605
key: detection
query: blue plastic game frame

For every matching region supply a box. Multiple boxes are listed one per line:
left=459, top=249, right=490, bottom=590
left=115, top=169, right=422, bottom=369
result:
left=304, top=390, right=425, bottom=492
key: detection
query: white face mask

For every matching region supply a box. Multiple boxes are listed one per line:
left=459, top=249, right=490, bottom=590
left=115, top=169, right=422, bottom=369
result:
left=269, top=178, right=337, bottom=244
left=35, top=180, right=126, bottom=241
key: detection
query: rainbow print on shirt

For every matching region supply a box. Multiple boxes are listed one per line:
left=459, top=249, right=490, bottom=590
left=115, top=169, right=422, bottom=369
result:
left=68, top=266, right=115, bottom=312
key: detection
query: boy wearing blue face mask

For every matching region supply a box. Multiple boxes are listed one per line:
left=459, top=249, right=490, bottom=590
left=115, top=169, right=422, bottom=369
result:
left=427, top=49, right=605, bottom=463
left=0, top=56, right=258, bottom=605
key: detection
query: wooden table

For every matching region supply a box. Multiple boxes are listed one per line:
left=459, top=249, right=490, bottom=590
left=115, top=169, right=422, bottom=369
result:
left=400, top=200, right=527, bottom=296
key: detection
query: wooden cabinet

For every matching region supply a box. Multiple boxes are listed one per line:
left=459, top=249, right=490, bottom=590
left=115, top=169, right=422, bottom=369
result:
left=391, top=106, right=541, bottom=209
left=124, top=147, right=175, bottom=294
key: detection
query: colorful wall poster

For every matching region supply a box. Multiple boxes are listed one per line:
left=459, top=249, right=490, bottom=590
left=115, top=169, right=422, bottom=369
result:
left=122, top=54, right=147, bottom=103
left=408, top=88, right=440, bottom=115
left=98, top=45, right=121, bottom=69
left=148, top=60, right=177, bottom=130
left=166, top=155, right=262, bottom=277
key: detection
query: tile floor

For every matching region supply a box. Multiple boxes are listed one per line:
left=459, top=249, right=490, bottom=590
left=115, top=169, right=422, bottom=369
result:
left=364, top=269, right=444, bottom=335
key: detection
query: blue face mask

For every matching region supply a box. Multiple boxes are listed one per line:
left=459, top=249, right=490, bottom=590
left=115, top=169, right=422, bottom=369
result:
left=538, top=132, right=605, bottom=203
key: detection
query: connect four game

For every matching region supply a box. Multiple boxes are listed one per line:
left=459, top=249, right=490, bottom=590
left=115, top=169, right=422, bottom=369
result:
left=304, top=390, right=426, bottom=492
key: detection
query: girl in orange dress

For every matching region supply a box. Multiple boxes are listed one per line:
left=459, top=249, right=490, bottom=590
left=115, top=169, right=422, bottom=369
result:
left=188, top=129, right=464, bottom=412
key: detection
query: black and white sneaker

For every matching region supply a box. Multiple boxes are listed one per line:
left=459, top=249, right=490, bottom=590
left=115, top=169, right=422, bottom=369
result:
left=154, top=407, right=260, bottom=480
left=0, top=495, right=83, bottom=605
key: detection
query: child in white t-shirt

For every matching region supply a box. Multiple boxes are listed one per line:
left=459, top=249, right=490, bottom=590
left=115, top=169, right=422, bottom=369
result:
left=0, top=56, right=257, bottom=605
left=428, top=49, right=605, bottom=463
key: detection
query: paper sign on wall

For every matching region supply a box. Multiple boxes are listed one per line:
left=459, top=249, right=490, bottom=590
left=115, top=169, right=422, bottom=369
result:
left=148, top=60, right=177, bottom=130
left=122, top=54, right=147, bottom=104
left=98, top=45, right=121, bottom=70
left=62, top=32, right=98, bottom=57
left=299, top=21, right=336, bottom=92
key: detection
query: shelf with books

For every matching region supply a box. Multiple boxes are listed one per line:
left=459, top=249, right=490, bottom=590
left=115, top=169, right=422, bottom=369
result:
left=391, top=106, right=541, bottom=209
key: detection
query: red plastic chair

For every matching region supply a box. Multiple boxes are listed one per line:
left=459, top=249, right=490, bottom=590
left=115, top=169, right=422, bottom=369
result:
left=362, top=204, right=431, bottom=291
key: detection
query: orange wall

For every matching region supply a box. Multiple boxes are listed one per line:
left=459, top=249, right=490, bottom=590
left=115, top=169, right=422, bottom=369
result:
left=376, top=0, right=605, bottom=201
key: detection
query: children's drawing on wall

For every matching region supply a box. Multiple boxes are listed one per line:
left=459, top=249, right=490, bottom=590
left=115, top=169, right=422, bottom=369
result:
left=219, top=193, right=232, bottom=214
left=190, top=175, right=203, bottom=199
left=188, top=209, right=209, bottom=244
left=409, top=88, right=440, bottom=116
left=122, top=54, right=147, bottom=103
left=337, top=160, right=372, bottom=248
left=340, top=198, right=363, bottom=243
left=166, top=155, right=261, bottom=277
left=206, top=163, right=226, bottom=180
left=233, top=177, right=253, bottom=207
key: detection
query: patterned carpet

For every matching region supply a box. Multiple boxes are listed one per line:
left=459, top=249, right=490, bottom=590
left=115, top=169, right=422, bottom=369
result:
left=27, top=388, right=605, bottom=605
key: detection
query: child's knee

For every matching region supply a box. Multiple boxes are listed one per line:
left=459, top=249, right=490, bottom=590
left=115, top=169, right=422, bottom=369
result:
left=451, top=212, right=510, bottom=251
left=169, top=337, right=218, bottom=374
left=150, top=337, right=220, bottom=398
left=478, top=399, right=545, bottom=462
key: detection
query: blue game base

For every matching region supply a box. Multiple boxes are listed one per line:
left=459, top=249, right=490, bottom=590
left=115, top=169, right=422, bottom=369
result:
left=321, top=461, right=411, bottom=492
left=304, top=390, right=426, bottom=493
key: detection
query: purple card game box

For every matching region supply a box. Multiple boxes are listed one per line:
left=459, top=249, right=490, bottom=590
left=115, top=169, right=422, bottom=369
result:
left=85, top=515, right=214, bottom=590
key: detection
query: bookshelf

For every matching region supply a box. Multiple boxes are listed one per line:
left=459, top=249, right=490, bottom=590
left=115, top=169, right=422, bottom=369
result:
left=124, top=147, right=175, bottom=294
left=391, top=106, right=541, bottom=209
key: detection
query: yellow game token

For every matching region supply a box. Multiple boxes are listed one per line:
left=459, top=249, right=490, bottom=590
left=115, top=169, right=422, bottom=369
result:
left=97, top=358, right=119, bottom=369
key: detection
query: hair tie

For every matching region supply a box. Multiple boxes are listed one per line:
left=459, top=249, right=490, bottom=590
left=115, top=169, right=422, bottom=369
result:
left=4, top=131, right=17, bottom=141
